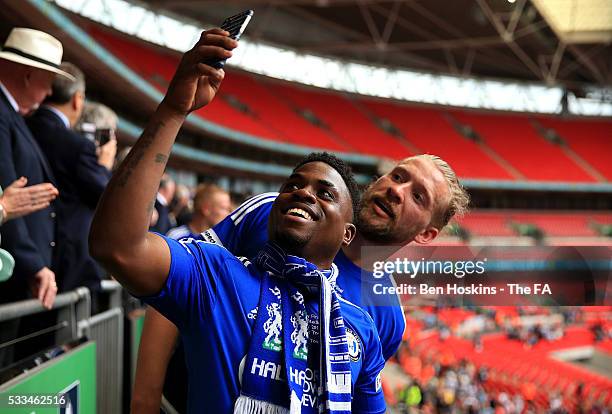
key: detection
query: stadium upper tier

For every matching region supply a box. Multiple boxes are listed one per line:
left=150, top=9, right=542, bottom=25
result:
left=457, top=210, right=612, bottom=238
left=87, top=23, right=611, bottom=183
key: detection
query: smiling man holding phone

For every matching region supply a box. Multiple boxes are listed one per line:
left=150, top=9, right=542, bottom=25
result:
left=90, top=27, right=387, bottom=413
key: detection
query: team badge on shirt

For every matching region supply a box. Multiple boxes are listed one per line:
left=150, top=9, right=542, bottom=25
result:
left=375, top=372, right=382, bottom=392
left=346, top=327, right=362, bottom=362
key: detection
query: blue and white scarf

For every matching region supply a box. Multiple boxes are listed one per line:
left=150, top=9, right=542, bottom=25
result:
left=234, top=242, right=352, bottom=414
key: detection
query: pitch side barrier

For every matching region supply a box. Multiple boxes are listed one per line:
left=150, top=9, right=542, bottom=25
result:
left=82, top=280, right=124, bottom=414
left=0, top=281, right=126, bottom=413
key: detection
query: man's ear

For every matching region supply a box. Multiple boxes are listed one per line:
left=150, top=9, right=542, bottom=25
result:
left=342, top=223, right=357, bottom=247
left=200, top=204, right=210, bottom=217
left=71, top=92, right=80, bottom=111
left=413, top=226, right=439, bottom=245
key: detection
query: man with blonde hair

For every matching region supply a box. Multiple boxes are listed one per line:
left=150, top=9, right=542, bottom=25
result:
left=358, top=154, right=469, bottom=246
left=166, top=183, right=232, bottom=240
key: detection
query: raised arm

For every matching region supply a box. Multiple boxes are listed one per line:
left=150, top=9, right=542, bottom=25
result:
left=89, top=29, right=237, bottom=296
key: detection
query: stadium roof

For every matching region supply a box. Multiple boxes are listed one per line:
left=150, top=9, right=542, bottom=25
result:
left=48, top=0, right=612, bottom=115
left=137, top=0, right=612, bottom=89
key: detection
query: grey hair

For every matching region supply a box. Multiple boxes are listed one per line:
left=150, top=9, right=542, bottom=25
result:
left=76, top=101, right=118, bottom=130
left=45, top=62, right=85, bottom=105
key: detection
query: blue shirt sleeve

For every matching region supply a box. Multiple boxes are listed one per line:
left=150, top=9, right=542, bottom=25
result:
left=353, top=316, right=387, bottom=414
left=375, top=298, right=406, bottom=361
left=141, top=236, right=235, bottom=330
left=199, top=192, right=277, bottom=259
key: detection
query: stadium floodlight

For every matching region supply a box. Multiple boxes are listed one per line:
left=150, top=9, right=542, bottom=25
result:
left=53, top=0, right=611, bottom=116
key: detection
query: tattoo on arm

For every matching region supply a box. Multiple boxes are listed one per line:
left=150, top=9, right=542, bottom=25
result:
left=155, top=153, right=169, bottom=164
left=114, top=121, right=165, bottom=188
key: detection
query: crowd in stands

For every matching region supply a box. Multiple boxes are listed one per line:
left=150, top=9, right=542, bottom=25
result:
left=0, top=27, right=235, bottom=370
left=387, top=306, right=612, bottom=414
left=395, top=353, right=531, bottom=414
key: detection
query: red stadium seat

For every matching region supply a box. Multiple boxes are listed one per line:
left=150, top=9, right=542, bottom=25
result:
left=263, top=83, right=414, bottom=159
left=453, top=111, right=597, bottom=182
left=362, top=101, right=515, bottom=179
left=538, top=117, right=612, bottom=180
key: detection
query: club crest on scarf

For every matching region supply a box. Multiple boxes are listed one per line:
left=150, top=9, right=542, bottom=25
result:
left=234, top=242, right=352, bottom=414
left=263, top=288, right=283, bottom=352
left=290, top=309, right=309, bottom=360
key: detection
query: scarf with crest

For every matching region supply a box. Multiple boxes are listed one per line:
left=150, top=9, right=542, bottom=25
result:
left=234, top=242, right=352, bottom=414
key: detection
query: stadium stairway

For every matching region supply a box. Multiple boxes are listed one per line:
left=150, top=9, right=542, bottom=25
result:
left=537, top=117, right=612, bottom=181
left=452, top=110, right=600, bottom=182
left=269, top=83, right=414, bottom=159
left=361, top=101, right=516, bottom=180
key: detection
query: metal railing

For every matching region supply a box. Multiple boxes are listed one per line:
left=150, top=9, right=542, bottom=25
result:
left=75, top=280, right=123, bottom=414
left=0, top=281, right=127, bottom=413
left=0, top=287, right=91, bottom=352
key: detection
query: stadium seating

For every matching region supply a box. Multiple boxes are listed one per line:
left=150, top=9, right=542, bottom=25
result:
left=453, top=111, right=597, bottom=182
left=220, top=73, right=351, bottom=150
left=84, top=22, right=611, bottom=185
left=538, top=117, right=612, bottom=181
left=86, top=25, right=284, bottom=141
left=269, top=83, right=413, bottom=158
left=405, top=312, right=612, bottom=409
left=509, top=212, right=599, bottom=237
left=457, top=211, right=517, bottom=237
left=362, top=101, right=515, bottom=180
left=456, top=210, right=611, bottom=237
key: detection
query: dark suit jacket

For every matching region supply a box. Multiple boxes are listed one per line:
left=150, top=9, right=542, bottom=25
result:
left=27, top=107, right=111, bottom=292
left=150, top=198, right=172, bottom=235
left=0, top=90, right=57, bottom=303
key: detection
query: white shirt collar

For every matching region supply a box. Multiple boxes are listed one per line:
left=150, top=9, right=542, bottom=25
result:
left=44, top=105, right=71, bottom=129
left=0, top=81, right=19, bottom=113
left=156, top=192, right=168, bottom=206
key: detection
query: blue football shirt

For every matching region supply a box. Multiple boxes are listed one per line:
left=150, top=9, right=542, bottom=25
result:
left=200, top=192, right=405, bottom=360
left=143, top=236, right=386, bottom=413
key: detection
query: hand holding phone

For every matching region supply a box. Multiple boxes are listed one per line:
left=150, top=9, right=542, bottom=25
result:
left=206, top=9, right=254, bottom=69
left=95, top=128, right=113, bottom=147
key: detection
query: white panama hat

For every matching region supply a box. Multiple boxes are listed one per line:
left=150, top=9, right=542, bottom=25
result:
left=0, top=27, right=74, bottom=80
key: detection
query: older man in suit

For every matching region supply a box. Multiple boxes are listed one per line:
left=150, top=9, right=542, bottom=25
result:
left=0, top=28, right=74, bottom=307
left=0, top=27, right=73, bottom=366
left=27, top=63, right=116, bottom=308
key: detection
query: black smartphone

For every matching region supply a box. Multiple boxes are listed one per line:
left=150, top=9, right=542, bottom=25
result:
left=206, top=9, right=254, bottom=69
left=95, top=128, right=112, bottom=146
